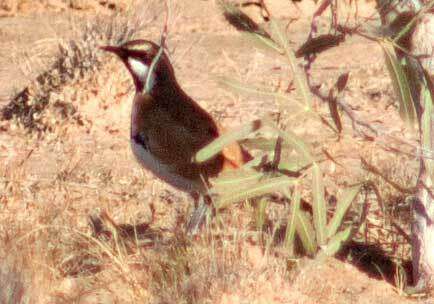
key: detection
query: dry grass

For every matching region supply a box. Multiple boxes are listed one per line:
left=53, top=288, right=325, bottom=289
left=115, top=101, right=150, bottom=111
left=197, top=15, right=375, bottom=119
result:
left=0, top=0, right=136, bottom=15
left=1, top=0, right=158, bottom=132
left=0, top=159, right=290, bottom=302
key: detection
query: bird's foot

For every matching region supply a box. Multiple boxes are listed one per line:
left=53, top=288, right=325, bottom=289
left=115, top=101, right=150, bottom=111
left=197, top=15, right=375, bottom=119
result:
left=185, top=195, right=213, bottom=236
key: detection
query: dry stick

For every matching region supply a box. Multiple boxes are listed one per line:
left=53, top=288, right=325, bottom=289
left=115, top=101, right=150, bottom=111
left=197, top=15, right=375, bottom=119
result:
left=309, top=79, right=379, bottom=137
left=172, top=36, right=204, bottom=67
left=241, top=0, right=271, bottom=21
left=258, top=0, right=271, bottom=21
left=391, top=221, right=412, bottom=244
left=308, top=0, right=332, bottom=40
left=361, top=157, right=416, bottom=194
left=160, top=0, right=170, bottom=48
left=301, top=0, right=384, bottom=138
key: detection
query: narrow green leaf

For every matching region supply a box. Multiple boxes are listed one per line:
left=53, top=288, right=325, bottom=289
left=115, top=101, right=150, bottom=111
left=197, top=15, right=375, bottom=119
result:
left=216, top=77, right=306, bottom=111
left=312, top=163, right=327, bottom=245
left=269, top=19, right=312, bottom=109
left=284, top=185, right=301, bottom=251
left=277, top=129, right=314, bottom=164
left=380, top=39, right=417, bottom=127
left=217, top=77, right=291, bottom=102
left=261, top=118, right=314, bottom=164
left=295, top=210, right=317, bottom=256
left=421, top=80, right=433, bottom=175
left=215, top=175, right=296, bottom=209
left=210, top=169, right=265, bottom=193
left=242, top=117, right=315, bottom=165
left=194, top=120, right=263, bottom=163
left=393, top=1, right=434, bottom=43
left=242, top=32, right=284, bottom=54
left=321, top=226, right=352, bottom=256
left=241, top=153, right=310, bottom=173
left=211, top=168, right=264, bottom=185
left=327, top=185, right=361, bottom=238
left=242, top=155, right=269, bottom=168
left=278, top=157, right=312, bottom=172
left=241, top=137, right=281, bottom=151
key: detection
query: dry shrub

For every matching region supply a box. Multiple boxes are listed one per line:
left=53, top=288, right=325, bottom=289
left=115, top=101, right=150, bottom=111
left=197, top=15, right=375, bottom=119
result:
left=1, top=0, right=158, bottom=132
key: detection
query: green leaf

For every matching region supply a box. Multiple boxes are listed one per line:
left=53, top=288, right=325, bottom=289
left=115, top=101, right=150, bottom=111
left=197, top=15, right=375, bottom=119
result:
left=312, top=163, right=327, bottom=245
left=210, top=168, right=265, bottom=193
left=242, top=117, right=314, bottom=165
left=295, top=210, right=317, bottom=256
left=242, top=155, right=269, bottom=168
left=421, top=77, right=434, bottom=176
left=216, top=77, right=306, bottom=112
left=284, top=186, right=301, bottom=252
left=269, top=19, right=312, bottom=110
left=277, top=129, right=314, bottom=164
left=241, top=137, right=282, bottom=151
left=194, top=120, right=263, bottom=163
left=392, top=1, right=434, bottom=43
left=216, top=76, right=291, bottom=102
left=327, top=185, right=361, bottom=238
left=321, top=226, right=352, bottom=256
left=380, top=39, right=417, bottom=127
left=277, top=157, right=311, bottom=172
left=215, top=175, right=296, bottom=209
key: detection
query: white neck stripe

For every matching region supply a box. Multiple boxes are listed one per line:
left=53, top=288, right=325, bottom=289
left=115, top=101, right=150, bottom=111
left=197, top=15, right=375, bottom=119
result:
left=128, top=57, right=149, bottom=80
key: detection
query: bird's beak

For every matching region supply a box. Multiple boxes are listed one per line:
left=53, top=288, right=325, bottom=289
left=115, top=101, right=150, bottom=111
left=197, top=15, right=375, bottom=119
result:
left=99, top=45, right=126, bottom=58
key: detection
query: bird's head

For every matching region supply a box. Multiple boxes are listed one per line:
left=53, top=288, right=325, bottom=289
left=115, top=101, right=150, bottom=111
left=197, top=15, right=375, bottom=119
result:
left=100, top=39, right=175, bottom=94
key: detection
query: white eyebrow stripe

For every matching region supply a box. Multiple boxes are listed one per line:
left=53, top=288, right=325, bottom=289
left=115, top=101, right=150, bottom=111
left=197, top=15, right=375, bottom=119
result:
left=128, top=57, right=149, bottom=80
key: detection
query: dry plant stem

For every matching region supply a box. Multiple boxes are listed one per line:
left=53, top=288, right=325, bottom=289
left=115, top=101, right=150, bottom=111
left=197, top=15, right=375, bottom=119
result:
left=308, top=79, right=379, bottom=138
left=302, top=8, right=378, bottom=137
left=361, top=157, right=416, bottom=194
left=241, top=0, right=271, bottom=21
left=308, top=0, right=333, bottom=40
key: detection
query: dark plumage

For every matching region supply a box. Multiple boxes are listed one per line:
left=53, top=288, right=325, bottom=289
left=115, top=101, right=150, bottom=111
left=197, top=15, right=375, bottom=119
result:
left=101, top=40, right=248, bottom=233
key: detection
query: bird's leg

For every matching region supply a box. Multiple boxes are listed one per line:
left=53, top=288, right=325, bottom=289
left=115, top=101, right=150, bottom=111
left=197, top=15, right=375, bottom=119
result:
left=186, top=193, right=212, bottom=236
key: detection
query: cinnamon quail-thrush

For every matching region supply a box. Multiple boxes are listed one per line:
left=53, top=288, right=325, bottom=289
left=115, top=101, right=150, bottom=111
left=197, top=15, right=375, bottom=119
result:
left=101, top=40, right=247, bottom=234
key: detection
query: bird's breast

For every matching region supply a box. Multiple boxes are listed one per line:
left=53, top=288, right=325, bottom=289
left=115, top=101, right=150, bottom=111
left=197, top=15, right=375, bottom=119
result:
left=129, top=93, right=226, bottom=193
left=130, top=139, right=202, bottom=192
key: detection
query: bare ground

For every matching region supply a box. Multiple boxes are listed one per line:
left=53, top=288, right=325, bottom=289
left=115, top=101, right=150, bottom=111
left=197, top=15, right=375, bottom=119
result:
left=0, top=0, right=427, bottom=303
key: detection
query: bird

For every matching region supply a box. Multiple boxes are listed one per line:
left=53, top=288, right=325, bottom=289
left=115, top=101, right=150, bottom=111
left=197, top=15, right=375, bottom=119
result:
left=100, top=39, right=249, bottom=234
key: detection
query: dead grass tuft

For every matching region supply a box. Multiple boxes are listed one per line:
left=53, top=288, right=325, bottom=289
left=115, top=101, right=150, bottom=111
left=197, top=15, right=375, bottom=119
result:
left=1, top=0, right=157, bottom=132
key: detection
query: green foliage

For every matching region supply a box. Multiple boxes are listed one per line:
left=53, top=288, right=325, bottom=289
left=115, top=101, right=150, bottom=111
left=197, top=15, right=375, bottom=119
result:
left=195, top=2, right=366, bottom=258
left=284, top=187, right=300, bottom=254
left=295, top=209, right=318, bottom=256
left=312, top=163, right=327, bottom=246
left=420, top=76, right=434, bottom=182
left=380, top=39, right=417, bottom=127
left=269, top=19, right=312, bottom=111
left=327, top=185, right=362, bottom=238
